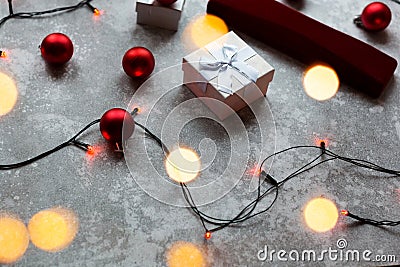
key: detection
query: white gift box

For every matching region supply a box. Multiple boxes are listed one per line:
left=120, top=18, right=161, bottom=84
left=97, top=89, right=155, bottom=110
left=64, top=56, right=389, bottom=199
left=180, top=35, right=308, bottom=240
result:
left=182, top=31, right=275, bottom=120
left=136, top=0, right=185, bottom=31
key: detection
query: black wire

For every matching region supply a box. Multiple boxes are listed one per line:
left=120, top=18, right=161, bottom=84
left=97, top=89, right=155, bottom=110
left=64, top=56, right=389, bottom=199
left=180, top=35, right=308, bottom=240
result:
left=346, top=211, right=400, bottom=226
left=181, top=144, right=400, bottom=236
left=8, top=0, right=13, bottom=15
left=3, top=0, right=400, bottom=236
left=0, top=112, right=166, bottom=170
left=180, top=147, right=325, bottom=233
left=1, top=0, right=95, bottom=27
left=0, top=118, right=100, bottom=170
left=179, top=161, right=280, bottom=233
left=86, top=2, right=97, bottom=13
left=1, top=106, right=399, bottom=231
left=181, top=182, right=277, bottom=227
left=135, top=122, right=169, bottom=154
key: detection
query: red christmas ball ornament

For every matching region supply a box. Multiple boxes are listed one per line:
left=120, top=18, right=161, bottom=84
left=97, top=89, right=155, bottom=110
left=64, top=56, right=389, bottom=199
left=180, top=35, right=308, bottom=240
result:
left=157, top=0, right=177, bottom=5
left=40, top=33, right=74, bottom=64
left=354, top=2, right=391, bottom=31
left=122, top=47, right=155, bottom=79
left=100, top=108, right=135, bottom=143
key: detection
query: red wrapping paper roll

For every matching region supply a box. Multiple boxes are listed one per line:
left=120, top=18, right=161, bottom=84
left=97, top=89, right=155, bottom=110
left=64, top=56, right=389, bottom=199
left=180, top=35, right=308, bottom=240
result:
left=207, top=0, right=397, bottom=98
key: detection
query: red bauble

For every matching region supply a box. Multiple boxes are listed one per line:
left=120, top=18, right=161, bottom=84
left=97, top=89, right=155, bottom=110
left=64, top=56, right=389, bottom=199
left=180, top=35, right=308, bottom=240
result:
left=40, top=33, right=74, bottom=64
left=361, top=2, right=391, bottom=31
left=122, top=47, right=155, bottom=79
left=100, top=108, right=135, bottom=143
left=157, top=0, right=177, bottom=5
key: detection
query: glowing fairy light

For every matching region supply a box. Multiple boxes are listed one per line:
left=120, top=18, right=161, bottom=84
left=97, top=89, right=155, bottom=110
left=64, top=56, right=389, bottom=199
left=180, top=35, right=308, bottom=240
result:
left=304, top=197, right=339, bottom=233
left=166, top=242, right=207, bottom=267
left=93, top=8, right=100, bottom=16
left=165, top=147, right=201, bottom=183
left=314, top=137, right=330, bottom=148
left=303, top=65, right=340, bottom=101
left=247, top=165, right=262, bottom=176
left=0, top=213, right=29, bottom=264
left=0, top=72, right=18, bottom=116
left=28, top=207, right=79, bottom=252
left=341, top=209, right=349, bottom=216
left=182, top=14, right=228, bottom=49
left=86, top=145, right=95, bottom=155
left=204, top=231, right=212, bottom=240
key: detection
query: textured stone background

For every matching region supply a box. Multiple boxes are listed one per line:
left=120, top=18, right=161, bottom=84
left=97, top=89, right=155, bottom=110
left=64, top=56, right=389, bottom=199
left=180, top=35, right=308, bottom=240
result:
left=1, top=0, right=400, bottom=266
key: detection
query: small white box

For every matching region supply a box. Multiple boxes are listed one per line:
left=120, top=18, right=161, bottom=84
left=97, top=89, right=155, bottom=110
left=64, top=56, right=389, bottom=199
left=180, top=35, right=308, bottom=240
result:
left=136, top=0, right=185, bottom=31
left=182, top=31, right=275, bottom=120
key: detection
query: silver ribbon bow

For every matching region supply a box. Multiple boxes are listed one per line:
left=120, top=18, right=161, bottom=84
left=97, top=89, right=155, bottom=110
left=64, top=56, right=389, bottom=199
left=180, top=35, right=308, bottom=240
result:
left=199, top=43, right=259, bottom=96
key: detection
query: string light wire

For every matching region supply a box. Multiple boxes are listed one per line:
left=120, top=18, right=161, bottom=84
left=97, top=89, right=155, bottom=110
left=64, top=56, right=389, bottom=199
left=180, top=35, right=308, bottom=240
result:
left=0, top=0, right=101, bottom=53
left=5, top=0, right=400, bottom=241
left=1, top=0, right=399, bottom=240
left=0, top=119, right=99, bottom=170
left=180, top=144, right=400, bottom=237
left=1, top=107, right=400, bottom=235
left=341, top=210, right=400, bottom=226
left=0, top=108, right=154, bottom=170
left=2, top=113, right=400, bottom=234
left=0, top=0, right=100, bottom=27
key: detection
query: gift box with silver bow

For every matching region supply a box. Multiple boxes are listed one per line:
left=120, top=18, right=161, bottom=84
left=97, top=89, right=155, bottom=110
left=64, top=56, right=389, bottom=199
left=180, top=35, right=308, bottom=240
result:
left=182, top=31, right=275, bottom=120
left=136, top=0, right=185, bottom=31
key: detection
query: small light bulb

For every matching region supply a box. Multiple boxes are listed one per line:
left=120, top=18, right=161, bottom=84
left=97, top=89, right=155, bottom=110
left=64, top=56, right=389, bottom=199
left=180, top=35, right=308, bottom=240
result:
left=132, top=107, right=140, bottom=115
left=314, top=137, right=330, bottom=148
left=204, top=231, right=211, bottom=240
left=87, top=146, right=95, bottom=155
left=341, top=210, right=349, bottom=216
left=93, top=8, right=101, bottom=16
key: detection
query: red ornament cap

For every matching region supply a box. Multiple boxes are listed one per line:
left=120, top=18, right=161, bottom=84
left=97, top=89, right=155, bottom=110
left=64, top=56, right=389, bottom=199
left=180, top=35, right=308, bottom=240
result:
left=361, top=2, right=391, bottom=31
left=122, top=47, right=155, bottom=79
left=157, top=0, right=178, bottom=5
left=100, top=108, right=135, bottom=143
left=40, top=33, right=74, bottom=65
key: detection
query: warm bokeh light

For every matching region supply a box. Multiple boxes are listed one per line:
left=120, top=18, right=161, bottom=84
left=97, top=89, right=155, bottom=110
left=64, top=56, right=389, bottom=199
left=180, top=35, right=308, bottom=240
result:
left=304, top=197, right=338, bottom=233
left=166, top=242, right=207, bottom=267
left=0, top=213, right=29, bottom=264
left=303, top=65, right=339, bottom=101
left=0, top=51, right=7, bottom=58
left=0, top=72, right=18, bottom=116
left=165, top=147, right=201, bottom=183
left=28, top=207, right=79, bottom=252
left=183, top=14, right=228, bottom=49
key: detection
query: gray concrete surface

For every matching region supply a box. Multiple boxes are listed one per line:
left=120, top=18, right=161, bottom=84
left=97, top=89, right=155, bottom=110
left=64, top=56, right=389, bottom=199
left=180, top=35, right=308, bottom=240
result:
left=1, top=0, right=400, bottom=266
